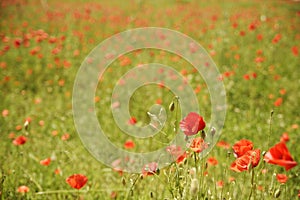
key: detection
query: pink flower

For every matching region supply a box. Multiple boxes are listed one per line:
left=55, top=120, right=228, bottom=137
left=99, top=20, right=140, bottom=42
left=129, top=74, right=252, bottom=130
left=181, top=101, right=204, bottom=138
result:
left=180, top=112, right=206, bottom=136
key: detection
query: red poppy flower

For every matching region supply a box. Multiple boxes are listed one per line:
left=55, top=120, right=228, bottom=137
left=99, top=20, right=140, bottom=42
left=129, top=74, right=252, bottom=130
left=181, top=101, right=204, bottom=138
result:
left=17, top=185, right=30, bottom=193
left=66, top=174, right=88, bottom=189
left=264, top=142, right=297, bottom=171
left=180, top=112, right=206, bottom=136
left=291, top=46, right=298, bottom=56
left=13, top=135, right=27, bottom=146
left=124, top=140, right=135, bottom=149
left=274, top=98, right=283, bottom=107
left=230, top=149, right=260, bottom=172
left=166, top=145, right=187, bottom=164
left=176, top=152, right=187, bottom=164
left=276, top=174, right=288, bottom=184
left=217, top=140, right=230, bottom=149
left=207, top=157, right=218, bottom=166
left=40, top=158, right=51, bottom=166
left=2, top=109, right=9, bottom=117
left=128, top=117, right=137, bottom=125
left=142, top=162, right=158, bottom=177
left=189, top=137, right=208, bottom=153
left=232, top=139, right=253, bottom=158
left=280, top=133, right=289, bottom=143
left=272, top=34, right=282, bottom=44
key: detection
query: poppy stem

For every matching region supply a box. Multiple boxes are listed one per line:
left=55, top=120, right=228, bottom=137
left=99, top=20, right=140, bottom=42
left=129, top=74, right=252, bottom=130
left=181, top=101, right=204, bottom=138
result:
left=125, top=174, right=140, bottom=200
left=193, top=152, right=197, bottom=168
left=267, top=110, right=274, bottom=149
left=248, top=168, right=255, bottom=200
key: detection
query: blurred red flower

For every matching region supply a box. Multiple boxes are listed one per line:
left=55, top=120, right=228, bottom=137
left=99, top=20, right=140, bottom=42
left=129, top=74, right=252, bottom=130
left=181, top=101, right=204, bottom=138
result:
left=291, top=46, right=298, bottom=56
left=66, top=174, right=88, bottom=189
left=13, top=135, right=27, bottom=146
left=280, top=132, right=289, bottom=143
left=128, top=117, right=137, bottom=125
left=190, top=137, right=208, bottom=153
left=61, top=133, right=70, bottom=141
left=40, top=158, right=51, bottom=166
left=232, top=139, right=253, bottom=158
left=272, top=34, right=282, bottom=44
left=230, top=149, right=260, bottom=172
left=180, top=112, right=206, bottom=136
left=2, top=109, right=9, bottom=117
left=124, top=140, right=135, bottom=149
left=14, top=38, right=22, bottom=48
left=274, top=98, right=283, bottom=107
left=243, top=74, right=250, bottom=80
left=276, top=174, right=288, bottom=184
left=142, top=162, right=158, bottom=177
left=207, top=157, right=218, bottom=166
left=17, top=185, right=29, bottom=193
left=166, top=145, right=187, bottom=164
left=264, top=142, right=297, bottom=171
left=217, top=140, right=230, bottom=149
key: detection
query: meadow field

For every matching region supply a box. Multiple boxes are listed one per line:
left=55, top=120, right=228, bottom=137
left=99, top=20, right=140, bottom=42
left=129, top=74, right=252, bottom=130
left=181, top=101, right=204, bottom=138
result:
left=0, top=0, right=300, bottom=199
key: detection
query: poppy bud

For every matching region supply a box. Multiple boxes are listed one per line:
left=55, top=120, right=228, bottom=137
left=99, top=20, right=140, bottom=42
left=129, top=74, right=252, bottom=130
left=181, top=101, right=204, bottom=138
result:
left=121, top=177, right=126, bottom=186
left=150, top=191, right=154, bottom=198
left=274, top=189, right=281, bottom=198
left=210, top=127, right=216, bottom=136
left=201, top=130, right=206, bottom=139
left=24, top=120, right=29, bottom=131
left=169, top=101, right=175, bottom=112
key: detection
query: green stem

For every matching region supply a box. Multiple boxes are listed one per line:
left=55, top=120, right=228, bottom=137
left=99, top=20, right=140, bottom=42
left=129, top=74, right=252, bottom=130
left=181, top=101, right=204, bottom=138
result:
left=125, top=174, right=140, bottom=200
left=267, top=110, right=274, bottom=149
left=248, top=168, right=255, bottom=200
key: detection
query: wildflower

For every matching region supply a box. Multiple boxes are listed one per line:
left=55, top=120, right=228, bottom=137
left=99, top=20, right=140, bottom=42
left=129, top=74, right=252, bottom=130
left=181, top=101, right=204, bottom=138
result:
left=13, top=135, right=27, bottom=146
left=2, top=109, right=9, bottom=117
left=166, top=145, right=187, bottom=164
left=142, top=162, right=158, bottom=177
left=230, top=149, right=261, bottom=172
left=180, top=112, right=206, bottom=136
left=232, top=139, right=253, bottom=158
left=61, top=133, right=70, bottom=141
left=190, top=137, right=208, bottom=153
left=276, top=174, right=288, bottom=184
left=40, top=158, right=51, bottom=166
left=274, top=98, right=283, bottom=107
left=264, top=142, right=297, bottom=171
left=128, top=117, right=137, bottom=125
left=243, top=74, right=250, bottom=80
left=280, top=133, right=289, bottom=143
left=124, top=140, right=135, bottom=149
left=216, top=180, right=224, bottom=188
left=291, top=46, right=298, bottom=56
left=207, top=157, right=218, bottom=166
left=272, top=34, right=282, bottom=44
left=17, top=185, right=29, bottom=193
left=66, top=174, right=88, bottom=189
left=217, top=140, right=230, bottom=149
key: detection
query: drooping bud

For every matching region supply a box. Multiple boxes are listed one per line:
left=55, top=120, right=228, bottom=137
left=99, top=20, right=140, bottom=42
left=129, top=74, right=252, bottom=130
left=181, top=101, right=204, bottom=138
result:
left=201, top=130, right=206, bottom=140
left=274, top=189, right=281, bottom=198
left=169, top=101, right=175, bottom=112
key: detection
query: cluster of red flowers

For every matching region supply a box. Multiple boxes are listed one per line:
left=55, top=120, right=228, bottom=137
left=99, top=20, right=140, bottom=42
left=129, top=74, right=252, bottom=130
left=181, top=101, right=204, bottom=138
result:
left=230, top=139, right=260, bottom=172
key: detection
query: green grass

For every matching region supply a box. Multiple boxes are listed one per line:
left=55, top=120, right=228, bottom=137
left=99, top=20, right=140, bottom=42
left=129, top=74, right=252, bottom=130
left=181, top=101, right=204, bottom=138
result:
left=0, top=0, right=299, bottom=199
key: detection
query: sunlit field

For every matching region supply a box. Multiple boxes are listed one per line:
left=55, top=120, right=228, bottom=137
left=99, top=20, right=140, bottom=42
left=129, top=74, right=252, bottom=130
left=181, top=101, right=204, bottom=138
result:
left=1, top=0, right=300, bottom=199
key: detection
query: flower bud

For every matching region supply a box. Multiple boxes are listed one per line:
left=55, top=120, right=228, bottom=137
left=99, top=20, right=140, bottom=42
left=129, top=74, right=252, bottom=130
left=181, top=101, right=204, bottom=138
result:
left=169, top=101, right=175, bottom=112
left=274, top=189, right=281, bottom=198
